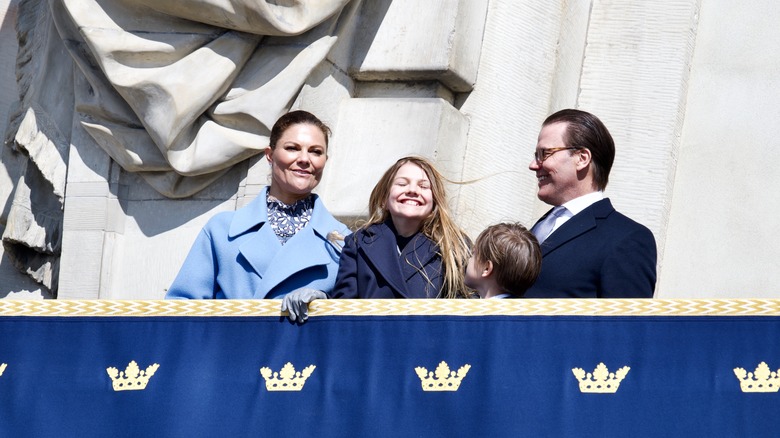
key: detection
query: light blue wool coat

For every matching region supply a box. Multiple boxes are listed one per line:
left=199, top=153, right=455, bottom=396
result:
left=166, top=187, right=350, bottom=299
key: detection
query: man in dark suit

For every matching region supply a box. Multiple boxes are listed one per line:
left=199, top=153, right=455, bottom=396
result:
left=523, top=109, right=656, bottom=298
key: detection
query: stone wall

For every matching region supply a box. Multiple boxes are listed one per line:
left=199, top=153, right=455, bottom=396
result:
left=1, top=0, right=779, bottom=299
left=0, top=0, right=47, bottom=298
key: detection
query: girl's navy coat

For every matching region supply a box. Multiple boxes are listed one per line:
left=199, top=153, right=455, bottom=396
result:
left=331, top=220, right=443, bottom=298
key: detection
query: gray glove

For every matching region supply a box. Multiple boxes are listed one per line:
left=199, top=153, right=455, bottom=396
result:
left=281, top=288, right=327, bottom=323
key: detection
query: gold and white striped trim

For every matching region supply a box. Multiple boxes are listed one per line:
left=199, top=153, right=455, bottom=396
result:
left=0, top=299, right=779, bottom=317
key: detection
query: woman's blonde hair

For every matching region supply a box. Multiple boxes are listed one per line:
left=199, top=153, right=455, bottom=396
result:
left=365, top=156, right=471, bottom=298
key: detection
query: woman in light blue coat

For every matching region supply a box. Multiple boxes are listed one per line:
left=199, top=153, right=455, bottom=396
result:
left=166, top=111, right=349, bottom=299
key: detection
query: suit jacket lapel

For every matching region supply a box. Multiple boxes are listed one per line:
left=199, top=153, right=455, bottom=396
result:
left=540, top=199, right=614, bottom=256
left=362, top=223, right=411, bottom=298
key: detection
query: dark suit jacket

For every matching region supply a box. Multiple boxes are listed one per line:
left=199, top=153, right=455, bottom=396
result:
left=330, top=220, right=443, bottom=298
left=524, top=198, right=657, bottom=298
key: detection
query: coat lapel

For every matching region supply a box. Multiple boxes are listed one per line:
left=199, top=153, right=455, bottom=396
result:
left=361, top=223, right=411, bottom=298
left=400, top=234, right=437, bottom=282
left=237, top=224, right=282, bottom=285
left=255, top=226, right=328, bottom=297
left=539, top=199, right=614, bottom=257
left=229, top=188, right=345, bottom=298
left=230, top=188, right=279, bottom=277
left=250, top=194, right=343, bottom=297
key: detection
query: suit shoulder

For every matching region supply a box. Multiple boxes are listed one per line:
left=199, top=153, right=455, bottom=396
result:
left=608, top=209, right=652, bottom=231
left=594, top=199, right=650, bottom=231
left=600, top=210, right=656, bottom=250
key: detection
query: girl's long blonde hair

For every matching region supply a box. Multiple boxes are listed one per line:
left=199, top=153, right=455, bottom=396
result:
left=365, top=156, right=471, bottom=298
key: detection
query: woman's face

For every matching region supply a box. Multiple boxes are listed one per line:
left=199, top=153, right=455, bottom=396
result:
left=265, top=123, right=327, bottom=204
left=385, top=162, right=434, bottom=235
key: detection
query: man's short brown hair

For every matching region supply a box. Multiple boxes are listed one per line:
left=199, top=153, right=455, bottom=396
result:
left=543, top=109, right=615, bottom=191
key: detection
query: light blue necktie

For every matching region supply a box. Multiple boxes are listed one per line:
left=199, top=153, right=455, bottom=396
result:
left=533, top=206, right=566, bottom=244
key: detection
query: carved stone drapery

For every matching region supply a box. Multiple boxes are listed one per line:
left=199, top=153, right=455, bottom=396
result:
left=3, top=0, right=356, bottom=293
left=58, top=0, right=354, bottom=197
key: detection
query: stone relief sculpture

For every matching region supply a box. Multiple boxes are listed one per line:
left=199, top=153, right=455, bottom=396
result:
left=3, top=0, right=358, bottom=293
left=60, top=0, right=356, bottom=196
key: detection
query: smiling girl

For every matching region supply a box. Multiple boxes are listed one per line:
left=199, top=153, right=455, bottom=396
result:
left=331, top=156, right=472, bottom=299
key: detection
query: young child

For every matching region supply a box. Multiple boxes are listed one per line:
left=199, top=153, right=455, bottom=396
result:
left=465, top=223, right=541, bottom=298
left=331, top=156, right=472, bottom=298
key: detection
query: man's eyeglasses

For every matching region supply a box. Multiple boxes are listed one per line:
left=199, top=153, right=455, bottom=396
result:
left=532, top=147, right=579, bottom=164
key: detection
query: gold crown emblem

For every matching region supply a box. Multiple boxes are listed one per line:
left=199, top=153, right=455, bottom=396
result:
left=0, top=363, right=6, bottom=377
left=734, top=362, right=780, bottom=392
left=572, top=363, right=630, bottom=393
left=260, top=362, right=316, bottom=391
left=106, top=361, right=160, bottom=391
left=415, top=361, right=471, bottom=392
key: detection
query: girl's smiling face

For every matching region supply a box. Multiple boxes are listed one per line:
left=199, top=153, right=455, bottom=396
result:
left=385, top=162, right=434, bottom=236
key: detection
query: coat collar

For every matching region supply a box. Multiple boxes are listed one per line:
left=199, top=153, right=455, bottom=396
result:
left=229, top=187, right=341, bottom=240
left=360, top=220, right=438, bottom=298
left=228, top=187, right=272, bottom=239
left=231, top=187, right=345, bottom=297
left=539, top=198, right=614, bottom=256
left=399, top=233, right=439, bottom=282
